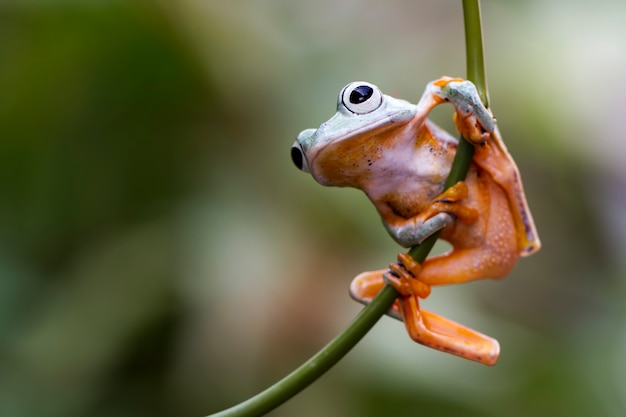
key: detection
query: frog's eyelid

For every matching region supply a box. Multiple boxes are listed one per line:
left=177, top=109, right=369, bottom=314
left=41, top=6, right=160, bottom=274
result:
left=341, top=82, right=383, bottom=115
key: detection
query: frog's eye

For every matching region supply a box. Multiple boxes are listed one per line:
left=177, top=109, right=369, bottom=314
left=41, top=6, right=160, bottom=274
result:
left=341, top=82, right=383, bottom=114
left=291, top=141, right=310, bottom=173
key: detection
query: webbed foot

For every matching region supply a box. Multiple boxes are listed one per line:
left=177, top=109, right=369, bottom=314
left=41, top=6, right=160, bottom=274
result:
left=384, top=252, right=431, bottom=299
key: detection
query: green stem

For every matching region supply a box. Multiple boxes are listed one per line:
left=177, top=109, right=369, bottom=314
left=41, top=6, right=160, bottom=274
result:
left=463, top=0, right=489, bottom=107
left=410, top=0, right=488, bottom=261
left=208, top=285, right=397, bottom=417
left=208, top=1, right=488, bottom=415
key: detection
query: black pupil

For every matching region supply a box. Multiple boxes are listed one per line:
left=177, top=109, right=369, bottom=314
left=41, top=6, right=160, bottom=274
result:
left=349, top=85, right=373, bottom=104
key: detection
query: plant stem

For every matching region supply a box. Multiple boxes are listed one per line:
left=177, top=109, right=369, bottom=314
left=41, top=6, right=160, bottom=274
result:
left=208, top=1, right=488, bottom=415
left=208, top=285, right=397, bottom=417
left=463, top=0, right=489, bottom=107
left=409, top=0, right=488, bottom=261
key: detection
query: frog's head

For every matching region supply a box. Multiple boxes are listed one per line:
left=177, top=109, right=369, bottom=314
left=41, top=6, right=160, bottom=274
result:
left=291, top=81, right=417, bottom=186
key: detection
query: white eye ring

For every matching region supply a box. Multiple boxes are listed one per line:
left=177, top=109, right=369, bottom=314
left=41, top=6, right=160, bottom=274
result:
left=341, top=82, right=383, bottom=114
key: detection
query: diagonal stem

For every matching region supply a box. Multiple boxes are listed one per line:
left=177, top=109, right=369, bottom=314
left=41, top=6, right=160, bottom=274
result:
left=207, top=1, right=488, bottom=416
left=409, top=0, right=487, bottom=262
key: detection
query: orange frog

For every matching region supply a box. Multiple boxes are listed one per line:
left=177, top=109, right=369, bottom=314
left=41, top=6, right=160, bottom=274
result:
left=291, top=77, right=540, bottom=365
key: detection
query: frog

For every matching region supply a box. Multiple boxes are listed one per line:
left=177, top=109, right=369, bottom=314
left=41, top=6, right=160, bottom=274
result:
left=291, top=77, right=540, bottom=365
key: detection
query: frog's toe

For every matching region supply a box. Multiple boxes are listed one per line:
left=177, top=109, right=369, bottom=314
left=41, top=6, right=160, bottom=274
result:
left=382, top=270, right=410, bottom=295
left=397, top=252, right=422, bottom=277
left=385, top=262, right=431, bottom=299
left=433, top=76, right=465, bottom=87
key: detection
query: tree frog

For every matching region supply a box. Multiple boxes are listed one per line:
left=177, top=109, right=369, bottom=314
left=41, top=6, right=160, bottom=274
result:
left=291, top=77, right=540, bottom=365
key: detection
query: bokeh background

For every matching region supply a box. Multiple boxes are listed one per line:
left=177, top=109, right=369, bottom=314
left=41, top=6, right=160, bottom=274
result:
left=1, top=1, right=625, bottom=416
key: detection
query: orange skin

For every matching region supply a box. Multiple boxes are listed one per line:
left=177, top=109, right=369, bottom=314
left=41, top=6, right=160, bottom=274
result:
left=292, top=77, right=540, bottom=365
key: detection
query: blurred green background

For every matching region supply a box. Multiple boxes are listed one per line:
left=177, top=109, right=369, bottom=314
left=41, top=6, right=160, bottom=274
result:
left=1, top=1, right=625, bottom=416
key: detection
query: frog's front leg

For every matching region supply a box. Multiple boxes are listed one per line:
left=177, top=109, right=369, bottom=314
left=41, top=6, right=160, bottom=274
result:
left=440, top=79, right=495, bottom=141
left=424, top=77, right=495, bottom=144
left=387, top=181, right=479, bottom=248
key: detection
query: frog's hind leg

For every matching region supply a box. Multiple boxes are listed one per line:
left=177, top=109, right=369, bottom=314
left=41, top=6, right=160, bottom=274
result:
left=398, top=294, right=500, bottom=365
left=350, top=270, right=402, bottom=321
left=417, top=177, right=521, bottom=287
left=351, top=268, right=500, bottom=364
left=434, top=77, right=541, bottom=255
